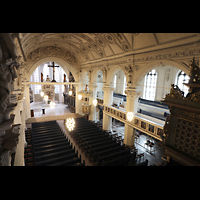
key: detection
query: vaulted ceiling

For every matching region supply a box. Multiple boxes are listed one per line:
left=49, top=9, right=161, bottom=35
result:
left=20, top=33, right=200, bottom=65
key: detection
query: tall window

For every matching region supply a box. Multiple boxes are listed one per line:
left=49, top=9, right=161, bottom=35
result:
left=143, top=69, right=157, bottom=101
left=31, top=67, right=41, bottom=94
left=123, top=75, right=126, bottom=95
left=176, top=71, right=189, bottom=96
left=114, top=74, right=117, bottom=90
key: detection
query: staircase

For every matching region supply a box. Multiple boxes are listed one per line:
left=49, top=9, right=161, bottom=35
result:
left=24, top=121, right=85, bottom=166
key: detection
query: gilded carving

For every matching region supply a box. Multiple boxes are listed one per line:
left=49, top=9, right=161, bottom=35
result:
left=165, top=84, right=185, bottom=100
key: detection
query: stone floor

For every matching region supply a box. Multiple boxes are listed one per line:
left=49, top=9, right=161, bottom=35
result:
left=27, top=102, right=80, bottom=123
left=30, top=102, right=71, bottom=117
left=111, top=119, right=166, bottom=166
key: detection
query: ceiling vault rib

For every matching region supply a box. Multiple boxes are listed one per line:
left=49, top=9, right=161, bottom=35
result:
left=20, top=33, right=199, bottom=65
left=153, top=33, right=159, bottom=45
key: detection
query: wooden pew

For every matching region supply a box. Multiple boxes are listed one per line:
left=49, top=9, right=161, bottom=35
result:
left=89, top=143, right=122, bottom=159
left=49, top=157, right=82, bottom=166
left=86, top=139, right=117, bottom=153
left=83, top=137, right=113, bottom=149
left=93, top=145, right=126, bottom=161
left=97, top=148, right=130, bottom=165
left=101, top=154, right=135, bottom=166
left=34, top=144, right=74, bottom=157
left=78, top=133, right=109, bottom=145
left=35, top=152, right=79, bottom=166
left=33, top=140, right=70, bottom=151
left=35, top=148, right=75, bottom=163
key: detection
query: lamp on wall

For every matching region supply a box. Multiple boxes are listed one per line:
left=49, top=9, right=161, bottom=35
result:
left=127, top=112, right=134, bottom=122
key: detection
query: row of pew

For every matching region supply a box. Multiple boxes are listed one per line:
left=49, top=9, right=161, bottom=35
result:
left=24, top=121, right=85, bottom=166
left=69, top=117, right=137, bottom=166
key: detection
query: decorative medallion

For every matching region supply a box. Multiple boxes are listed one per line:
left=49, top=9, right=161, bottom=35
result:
left=104, top=33, right=116, bottom=44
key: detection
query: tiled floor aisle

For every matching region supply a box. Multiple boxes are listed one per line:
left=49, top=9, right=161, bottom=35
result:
left=111, top=120, right=166, bottom=166
left=30, top=102, right=71, bottom=117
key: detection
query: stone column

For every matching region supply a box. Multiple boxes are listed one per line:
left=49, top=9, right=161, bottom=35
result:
left=102, top=84, right=114, bottom=131
left=75, top=83, right=82, bottom=115
left=24, top=84, right=31, bottom=120
left=124, top=87, right=140, bottom=147
left=88, top=83, right=97, bottom=121
left=14, top=110, right=25, bottom=166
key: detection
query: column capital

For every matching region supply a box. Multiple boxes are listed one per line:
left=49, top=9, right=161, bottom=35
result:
left=125, top=87, right=141, bottom=98
left=88, top=83, right=97, bottom=90
left=102, top=84, right=114, bottom=92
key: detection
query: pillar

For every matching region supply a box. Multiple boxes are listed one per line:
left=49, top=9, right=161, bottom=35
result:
left=88, top=83, right=97, bottom=121
left=14, top=102, right=26, bottom=166
left=75, top=83, right=82, bottom=115
left=102, top=84, right=114, bottom=131
left=124, top=87, right=140, bottom=147
left=24, top=84, right=31, bottom=120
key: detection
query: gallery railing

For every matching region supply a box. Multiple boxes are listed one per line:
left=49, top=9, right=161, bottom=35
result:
left=103, top=105, right=164, bottom=141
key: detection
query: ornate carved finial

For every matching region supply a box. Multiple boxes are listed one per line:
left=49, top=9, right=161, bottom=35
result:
left=184, top=57, right=200, bottom=95
left=165, top=84, right=185, bottom=100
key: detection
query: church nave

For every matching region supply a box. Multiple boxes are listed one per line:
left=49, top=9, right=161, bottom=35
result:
left=1, top=33, right=200, bottom=166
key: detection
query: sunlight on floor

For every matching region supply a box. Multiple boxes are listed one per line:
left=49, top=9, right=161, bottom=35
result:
left=30, top=102, right=71, bottom=117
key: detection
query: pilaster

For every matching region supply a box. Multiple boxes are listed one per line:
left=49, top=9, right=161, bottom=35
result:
left=88, top=83, right=97, bottom=121
left=75, top=83, right=82, bottom=115
left=125, top=87, right=141, bottom=113
left=124, top=87, right=140, bottom=147
left=102, top=84, right=114, bottom=106
left=102, top=84, right=114, bottom=131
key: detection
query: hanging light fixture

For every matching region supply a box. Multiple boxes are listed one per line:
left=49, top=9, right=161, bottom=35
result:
left=44, top=95, right=48, bottom=104
left=69, top=84, right=73, bottom=96
left=78, top=94, right=82, bottom=100
left=40, top=91, right=44, bottom=97
left=127, top=112, right=134, bottom=122
left=65, top=118, right=75, bottom=131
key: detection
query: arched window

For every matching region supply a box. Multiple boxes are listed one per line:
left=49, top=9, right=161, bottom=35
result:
left=123, top=75, right=126, bottom=95
left=176, top=71, right=189, bottom=96
left=114, top=74, right=117, bottom=90
left=143, top=69, right=157, bottom=101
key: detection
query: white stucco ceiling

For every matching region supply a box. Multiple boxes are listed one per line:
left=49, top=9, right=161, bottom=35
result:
left=20, top=33, right=200, bottom=64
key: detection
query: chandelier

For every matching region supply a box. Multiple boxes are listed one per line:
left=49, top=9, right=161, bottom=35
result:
left=127, top=112, right=134, bottom=122
left=77, top=84, right=93, bottom=99
left=65, top=118, right=75, bottom=131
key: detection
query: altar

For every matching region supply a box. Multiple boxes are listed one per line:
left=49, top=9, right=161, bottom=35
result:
left=41, top=75, right=55, bottom=104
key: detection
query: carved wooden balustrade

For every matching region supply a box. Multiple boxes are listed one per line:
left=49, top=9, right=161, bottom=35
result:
left=103, top=105, right=164, bottom=141
left=97, top=98, right=104, bottom=106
